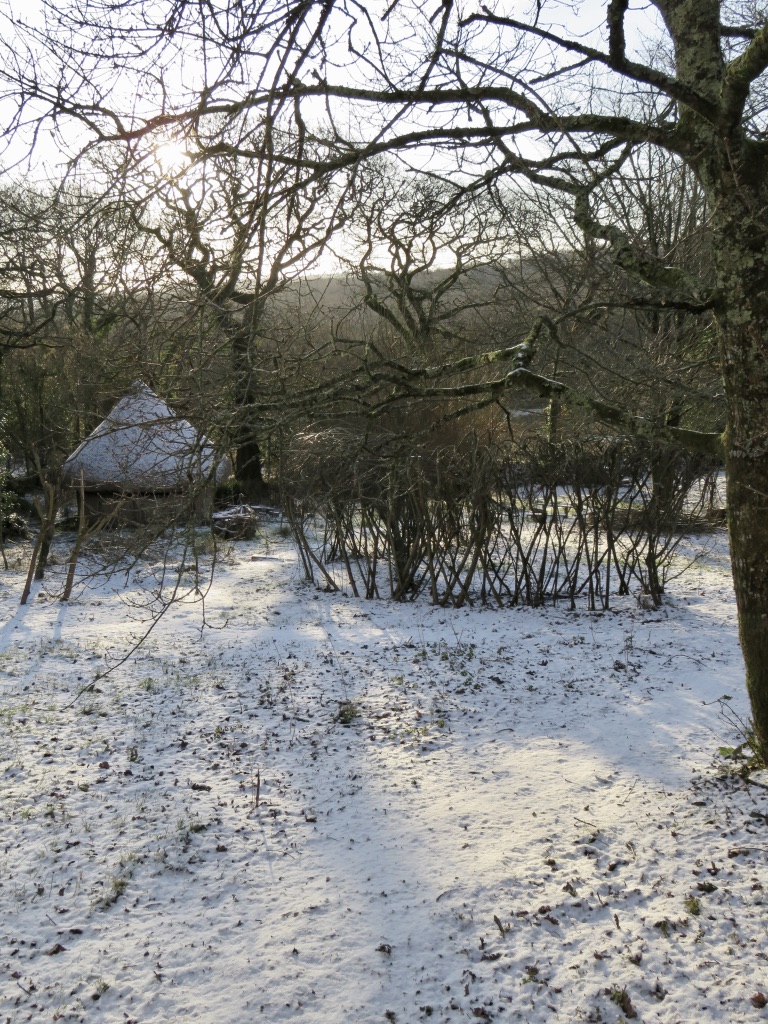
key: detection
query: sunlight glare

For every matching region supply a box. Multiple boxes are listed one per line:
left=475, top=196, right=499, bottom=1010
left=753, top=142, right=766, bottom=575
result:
left=154, top=139, right=189, bottom=173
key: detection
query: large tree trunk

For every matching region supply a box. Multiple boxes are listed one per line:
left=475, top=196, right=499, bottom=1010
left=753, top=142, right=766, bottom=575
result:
left=724, top=368, right=768, bottom=760
left=726, top=432, right=768, bottom=760
left=713, top=211, right=768, bottom=761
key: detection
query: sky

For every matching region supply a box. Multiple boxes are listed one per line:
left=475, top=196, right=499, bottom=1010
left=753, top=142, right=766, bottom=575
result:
left=0, top=0, right=670, bottom=180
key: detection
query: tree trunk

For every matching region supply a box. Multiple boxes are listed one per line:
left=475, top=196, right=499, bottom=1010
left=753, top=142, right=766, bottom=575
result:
left=231, top=323, right=266, bottom=500
left=546, top=397, right=561, bottom=444
left=726, top=436, right=768, bottom=760
left=714, top=218, right=768, bottom=762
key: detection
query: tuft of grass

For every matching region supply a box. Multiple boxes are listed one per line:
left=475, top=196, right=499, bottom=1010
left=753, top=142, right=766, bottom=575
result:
left=684, top=894, right=702, bottom=916
left=716, top=700, right=767, bottom=773
left=335, top=700, right=360, bottom=727
left=92, top=979, right=110, bottom=1000
left=96, top=875, right=128, bottom=909
left=606, top=985, right=637, bottom=1019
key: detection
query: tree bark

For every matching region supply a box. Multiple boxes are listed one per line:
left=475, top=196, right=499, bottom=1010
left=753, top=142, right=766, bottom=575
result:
left=726, top=430, right=768, bottom=758
left=230, top=294, right=269, bottom=500
left=232, top=326, right=265, bottom=499
left=713, top=219, right=768, bottom=759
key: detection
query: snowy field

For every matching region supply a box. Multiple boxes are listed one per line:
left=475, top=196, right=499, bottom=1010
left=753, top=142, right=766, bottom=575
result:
left=0, top=525, right=766, bottom=1024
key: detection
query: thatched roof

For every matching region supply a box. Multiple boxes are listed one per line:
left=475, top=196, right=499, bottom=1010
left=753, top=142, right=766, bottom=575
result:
left=62, top=382, right=230, bottom=492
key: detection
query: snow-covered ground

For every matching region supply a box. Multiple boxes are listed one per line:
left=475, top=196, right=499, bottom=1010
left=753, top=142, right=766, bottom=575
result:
left=0, top=525, right=766, bottom=1024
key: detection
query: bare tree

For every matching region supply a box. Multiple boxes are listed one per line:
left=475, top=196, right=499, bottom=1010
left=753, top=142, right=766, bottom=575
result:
left=121, top=117, right=346, bottom=496
left=337, top=163, right=509, bottom=350
left=486, top=143, right=720, bottom=441
left=0, top=174, right=176, bottom=473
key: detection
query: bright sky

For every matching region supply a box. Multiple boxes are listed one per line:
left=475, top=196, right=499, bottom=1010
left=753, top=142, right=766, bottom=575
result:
left=0, top=0, right=675, bottom=280
left=0, top=0, right=669, bottom=177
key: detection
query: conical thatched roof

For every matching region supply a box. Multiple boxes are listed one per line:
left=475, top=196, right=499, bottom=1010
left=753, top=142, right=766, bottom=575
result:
left=62, top=382, right=230, bottom=492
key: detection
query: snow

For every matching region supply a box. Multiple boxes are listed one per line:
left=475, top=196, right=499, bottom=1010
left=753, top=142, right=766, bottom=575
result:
left=0, top=525, right=766, bottom=1023
left=62, top=382, right=229, bottom=491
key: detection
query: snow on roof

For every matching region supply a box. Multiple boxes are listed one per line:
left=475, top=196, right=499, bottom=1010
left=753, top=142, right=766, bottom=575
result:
left=62, top=381, right=230, bottom=491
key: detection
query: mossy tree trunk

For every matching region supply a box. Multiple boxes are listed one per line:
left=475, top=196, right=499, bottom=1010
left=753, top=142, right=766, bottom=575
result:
left=711, top=212, right=768, bottom=758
